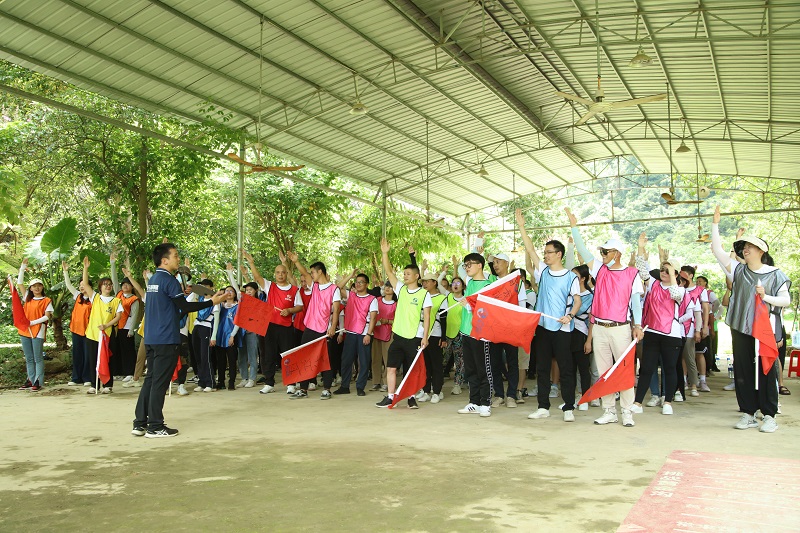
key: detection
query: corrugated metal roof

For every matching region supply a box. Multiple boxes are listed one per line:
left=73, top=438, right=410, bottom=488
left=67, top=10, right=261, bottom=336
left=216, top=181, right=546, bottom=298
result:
left=0, top=0, right=797, bottom=220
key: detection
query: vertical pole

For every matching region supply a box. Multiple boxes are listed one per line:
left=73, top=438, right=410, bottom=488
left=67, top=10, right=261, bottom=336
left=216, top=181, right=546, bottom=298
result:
left=381, top=182, right=388, bottom=280
left=237, top=132, right=245, bottom=286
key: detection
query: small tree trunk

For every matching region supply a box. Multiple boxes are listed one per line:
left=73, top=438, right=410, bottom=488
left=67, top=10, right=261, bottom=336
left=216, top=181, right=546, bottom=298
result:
left=51, top=316, right=69, bottom=351
left=136, top=136, right=149, bottom=238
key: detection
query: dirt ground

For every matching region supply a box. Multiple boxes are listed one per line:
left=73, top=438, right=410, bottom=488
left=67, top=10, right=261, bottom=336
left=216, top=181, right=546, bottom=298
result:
left=1, top=372, right=798, bottom=533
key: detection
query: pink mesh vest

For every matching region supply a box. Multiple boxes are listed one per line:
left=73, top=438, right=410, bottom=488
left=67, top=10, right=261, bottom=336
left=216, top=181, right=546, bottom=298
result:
left=304, top=283, right=337, bottom=333
left=642, top=281, right=678, bottom=334
left=679, top=285, right=705, bottom=336
left=343, top=293, right=376, bottom=334
left=373, top=299, right=396, bottom=342
left=591, top=265, right=639, bottom=323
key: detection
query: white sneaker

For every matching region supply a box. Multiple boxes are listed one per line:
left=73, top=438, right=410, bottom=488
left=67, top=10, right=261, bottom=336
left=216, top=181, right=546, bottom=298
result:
left=308, top=382, right=317, bottom=391
left=418, top=392, right=431, bottom=402
left=662, top=403, right=673, bottom=415
left=478, top=405, right=491, bottom=417
left=430, top=393, right=441, bottom=404
left=491, top=396, right=503, bottom=408
left=549, top=385, right=558, bottom=398
left=203, top=387, right=213, bottom=392
left=286, top=385, right=296, bottom=394
left=674, top=391, right=684, bottom=402
left=698, top=381, right=711, bottom=392
left=449, top=384, right=461, bottom=395
left=83, top=382, right=92, bottom=387
left=590, top=399, right=601, bottom=407
left=735, top=413, right=758, bottom=430
left=380, top=384, right=387, bottom=392
left=505, top=396, right=516, bottom=408
left=563, top=410, right=575, bottom=422
left=177, top=384, right=189, bottom=396
left=244, top=380, right=254, bottom=388
left=333, top=377, right=341, bottom=386
left=690, top=389, right=700, bottom=397
left=528, top=408, right=550, bottom=419
left=630, top=404, right=643, bottom=414
left=87, top=387, right=97, bottom=395
left=238, top=379, right=247, bottom=388
left=67, top=381, right=78, bottom=386
left=578, top=403, right=588, bottom=411
left=723, top=381, right=736, bottom=391
left=528, top=387, right=538, bottom=397
left=122, top=375, right=133, bottom=382
left=594, top=408, right=618, bottom=425
left=760, top=415, right=778, bottom=433
left=777, top=402, right=782, bottom=415
left=458, top=403, right=479, bottom=414
left=100, top=387, right=112, bottom=394
left=123, top=379, right=140, bottom=388
left=646, top=396, right=660, bottom=407
left=259, top=385, right=275, bottom=394
left=621, top=409, right=635, bottom=427
left=194, top=386, right=205, bottom=392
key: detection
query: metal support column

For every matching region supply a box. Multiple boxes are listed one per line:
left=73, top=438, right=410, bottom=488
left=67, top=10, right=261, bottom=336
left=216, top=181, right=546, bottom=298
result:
left=236, top=133, right=245, bottom=285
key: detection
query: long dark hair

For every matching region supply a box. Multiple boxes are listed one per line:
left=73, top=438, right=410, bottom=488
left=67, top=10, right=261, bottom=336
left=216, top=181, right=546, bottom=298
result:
left=572, top=264, right=594, bottom=293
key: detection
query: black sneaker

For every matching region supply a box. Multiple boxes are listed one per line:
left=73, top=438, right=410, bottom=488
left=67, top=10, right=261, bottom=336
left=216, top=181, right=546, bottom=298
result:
left=256, top=376, right=267, bottom=384
left=131, top=425, right=146, bottom=437
left=332, top=388, right=350, bottom=395
left=407, top=397, right=418, bottom=409
left=375, top=396, right=392, bottom=408
left=289, top=390, right=308, bottom=399
left=357, top=389, right=366, bottom=397
left=19, top=380, right=32, bottom=391
left=369, top=384, right=381, bottom=391
left=145, top=426, right=179, bottom=438
left=31, top=381, right=42, bottom=392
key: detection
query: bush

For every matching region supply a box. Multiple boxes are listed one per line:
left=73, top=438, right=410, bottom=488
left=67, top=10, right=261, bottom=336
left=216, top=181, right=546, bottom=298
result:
left=0, top=325, right=20, bottom=344
left=0, top=346, right=26, bottom=387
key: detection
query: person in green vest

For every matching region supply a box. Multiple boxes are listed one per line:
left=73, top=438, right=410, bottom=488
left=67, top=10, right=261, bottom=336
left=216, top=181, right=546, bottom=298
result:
left=375, top=238, right=432, bottom=409
left=444, top=277, right=466, bottom=395
left=416, top=273, right=449, bottom=404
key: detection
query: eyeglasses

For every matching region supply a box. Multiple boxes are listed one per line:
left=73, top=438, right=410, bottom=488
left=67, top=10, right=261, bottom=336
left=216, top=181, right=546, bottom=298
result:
left=660, top=268, right=671, bottom=273
left=354, top=280, right=367, bottom=285
left=543, top=249, right=557, bottom=255
left=600, top=248, right=616, bottom=256
left=463, top=261, right=479, bottom=267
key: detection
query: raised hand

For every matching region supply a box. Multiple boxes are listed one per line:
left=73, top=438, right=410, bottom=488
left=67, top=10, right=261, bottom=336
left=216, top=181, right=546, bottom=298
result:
left=658, top=244, right=669, bottom=262
left=736, top=227, right=745, bottom=240
left=713, top=205, right=721, bottom=224
left=286, top=250, right=299, bottom=263
left=82, top=256, right=90, bottom=269
left=638, top=232, right=647, bottom=249
left=407, top=244, right=415, bottom=254
left=121, top=267, right=132, bottom=278
left=226, top=262, right=234, bottom=271
left=109, top=250, right=117, bottom=263
left=380, top=238, right=390, bottom=254
left=62, top=260, right=68, bottom=271
left=278, top=250, right=287, bottom=264
left=564, top=207, right=577, bottom=227
left=242, top=249, right=254, bottom=262
left=185, top=257, right=190, bottom=268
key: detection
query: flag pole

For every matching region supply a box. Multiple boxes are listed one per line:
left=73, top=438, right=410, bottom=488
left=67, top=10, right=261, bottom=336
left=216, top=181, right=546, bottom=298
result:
left=96, top=332, right=101, bottom=394
left=755, top=280, right=762, bottom=391
left=281, top=328, right=345, bottom=358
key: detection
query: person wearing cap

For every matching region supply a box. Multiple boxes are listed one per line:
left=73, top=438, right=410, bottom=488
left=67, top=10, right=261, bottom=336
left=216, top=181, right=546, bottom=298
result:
left=486, top=249, right=528, bottom=409
left=14, top=258, right=53, bottom=392
left=110, top=252, right=141, bottom=384
left=567, top=208, right=644, bottom=428
left=711, top=205, right=789, bottom=433
left=677, top=265, right=709, bottom=398
left=375, top=238, right=431, bottom=409
left=417, top=272, right=448, bottom=404
left=516, top=209, right=582, bottom=422
left=333, top=271, right=378, bottom=397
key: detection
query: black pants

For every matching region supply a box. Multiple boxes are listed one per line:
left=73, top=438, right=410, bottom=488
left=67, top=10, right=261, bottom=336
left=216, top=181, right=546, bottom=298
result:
left=423, top=337, right=444, bottom=395
left=299, top=329, right=334, bottom=391
left=732, top=329, right=779, bottom=417
left=264, top=323, right=296, bottom=386
left=114, top=329, right=137, bottom=376
left=534, top=327, right=573, bottom=411
left=71, top=332, right=90, bottom=384
left=570, top=330, right=591, bottom=396
left=490, top=342, right=519, bottom=399
left=86, top=337, right=113, bottom=388
left=134, top=344, right=179, bottom=431
left=675, top=338, right=687, bottom=397
left=213, top=345, right=238, bottom=387
left=328, top=334, right=344, bottom=380
left=192, top=325, right=213, bottom=388
left=636, top=331, right=682, bottom=403
left=176, top=333, right=191, bottom=385
left=461, top=333, right=491, bottom=407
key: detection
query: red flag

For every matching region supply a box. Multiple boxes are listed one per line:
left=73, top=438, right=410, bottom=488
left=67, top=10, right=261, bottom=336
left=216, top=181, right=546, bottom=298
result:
left=280, top=336, right=331, bottom=385
left=465, top=271, right=521, bottom=308
left=234, top=294, right=274, bottom=336
left=753, top=293, right=778, bottom=374
left=9, top=277, right=30, bottom=332
left=471, top=295, right=541, bottom=354
left=172, top=355, right=182, bottom=382
left=97, top=331, right=112, bottom=385
left=389, top=348, right=427, bottom=409
left=578, top=337, right=637, bottom=405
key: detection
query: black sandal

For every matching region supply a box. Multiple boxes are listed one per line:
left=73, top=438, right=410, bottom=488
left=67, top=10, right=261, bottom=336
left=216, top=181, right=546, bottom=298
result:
left=779, top=385, right=791, bottom=395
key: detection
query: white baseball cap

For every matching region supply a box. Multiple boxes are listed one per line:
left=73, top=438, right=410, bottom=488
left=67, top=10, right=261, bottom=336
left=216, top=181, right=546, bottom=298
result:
left=28, top=278, right=45, bottom=288
left=493, top=253, right=511, bottom=262
left=599, top=239, right=626, bottom=256
left=734, top=236, right=768, bottom=255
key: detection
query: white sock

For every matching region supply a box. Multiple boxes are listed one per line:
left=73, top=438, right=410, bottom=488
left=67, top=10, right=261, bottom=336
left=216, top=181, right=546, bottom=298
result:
left=388, top=393, right=394, bottom=399
left=700, top=375, right=706, bottom=382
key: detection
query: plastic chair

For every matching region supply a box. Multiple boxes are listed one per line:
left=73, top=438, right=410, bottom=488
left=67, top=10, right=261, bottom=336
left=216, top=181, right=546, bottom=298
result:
left=787, top=349, right=800, bottom=378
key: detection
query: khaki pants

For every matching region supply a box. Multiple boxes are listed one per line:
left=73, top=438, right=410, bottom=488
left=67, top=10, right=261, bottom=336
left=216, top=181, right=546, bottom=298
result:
left=682, top=336, right=699, bottom=387
left=592, top=325, right=635, bottom=410
left=133, top=333, right=146, bottom=381
left=371, top=338, right=390, bottom=386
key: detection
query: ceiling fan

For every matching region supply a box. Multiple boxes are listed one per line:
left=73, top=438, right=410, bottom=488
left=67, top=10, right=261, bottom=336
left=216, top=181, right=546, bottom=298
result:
left=557, top=81, right=666, bottom=126
left=227, top=151, right=304, bottom=174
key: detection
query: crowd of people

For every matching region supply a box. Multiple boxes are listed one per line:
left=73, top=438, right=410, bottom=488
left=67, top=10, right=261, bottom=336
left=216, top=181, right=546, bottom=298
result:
left=12, top=206, right=792, bottom=436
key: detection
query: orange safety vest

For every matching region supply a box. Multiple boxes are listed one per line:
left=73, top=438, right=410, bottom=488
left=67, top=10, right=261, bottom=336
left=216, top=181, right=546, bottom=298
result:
left=69, top=294, right=92, bottom=337
left=17, top=297, right=52, bottom=338
left=116, top=291, right=139, bottom=331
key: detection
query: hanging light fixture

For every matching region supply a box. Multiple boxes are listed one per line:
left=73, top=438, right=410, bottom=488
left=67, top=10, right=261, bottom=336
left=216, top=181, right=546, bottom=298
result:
left=476, top=164, right=489, bottom=177
left=675, top=117, right=691, bottom=153
left=349, top=75, right=368, bottom=116
left=629, top=14, right=653, bottom=68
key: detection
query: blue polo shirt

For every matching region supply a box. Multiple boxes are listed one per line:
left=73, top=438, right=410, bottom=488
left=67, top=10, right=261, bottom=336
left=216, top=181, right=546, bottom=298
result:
left=144, top=268, right=187, bottom=345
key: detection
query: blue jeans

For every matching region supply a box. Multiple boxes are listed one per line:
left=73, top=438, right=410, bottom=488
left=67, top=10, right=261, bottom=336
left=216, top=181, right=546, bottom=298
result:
left=341, top=333, right=371, bottom=391
left=21, top=335, right=45, bottom=385
left=238, top=331, right=259, bottom=381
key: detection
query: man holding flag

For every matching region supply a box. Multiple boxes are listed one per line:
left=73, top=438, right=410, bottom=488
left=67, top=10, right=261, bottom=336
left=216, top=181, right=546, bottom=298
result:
left=568, top=208, right=644, bottom=427
left=516, top=209, right=582, bottom=422
left=375, top=238, right=431, bottom=409
left=710, top=206, right=789, bottom=433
